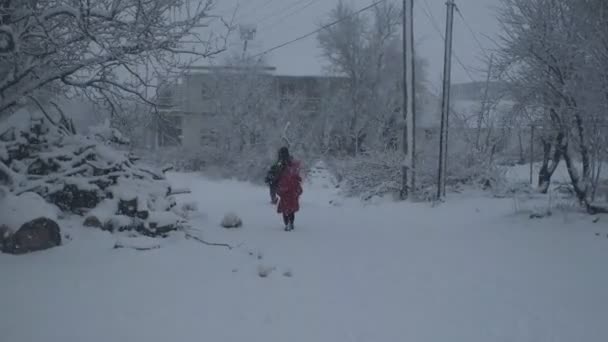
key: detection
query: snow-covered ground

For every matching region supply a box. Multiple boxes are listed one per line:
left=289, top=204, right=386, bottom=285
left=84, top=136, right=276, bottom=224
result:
left=1, top=169, right=608, bottom=342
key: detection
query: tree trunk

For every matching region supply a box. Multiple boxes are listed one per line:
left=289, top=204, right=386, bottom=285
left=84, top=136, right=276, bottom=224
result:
left=561, top=141, right=608, bottom=214
left=573, top=112, right=592, bottom=196
left=561, top=145, right=590, bottom=206
left=591, top=158, right=603, bottom=201
left=517, top=130, right=525, bottom=164
left=538, top=133, right=564, bottom=193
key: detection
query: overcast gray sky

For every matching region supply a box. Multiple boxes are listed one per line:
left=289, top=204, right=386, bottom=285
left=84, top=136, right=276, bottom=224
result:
left=209, top=0, right=501, bottom=89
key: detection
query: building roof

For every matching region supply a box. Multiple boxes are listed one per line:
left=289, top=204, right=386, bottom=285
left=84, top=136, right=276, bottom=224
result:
left=181, top=64, right=347, bottom=80
left=182, top=65, right=277, bottom=74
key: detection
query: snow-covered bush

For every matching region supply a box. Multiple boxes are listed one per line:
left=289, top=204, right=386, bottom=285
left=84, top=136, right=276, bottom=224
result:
left=145, top=144, right=316, bottom=186
left=329, top=152, right=402, bottom=200
left=328, top=145, right=510, bottom=201
left=328, top=150, right=448, bottom=201
left=0, top=114, right=185, bottom=238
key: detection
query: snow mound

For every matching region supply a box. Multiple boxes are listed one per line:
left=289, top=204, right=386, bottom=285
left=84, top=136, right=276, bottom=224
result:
left=257, top=264, right=275, bottom=278
left=221, top=212, right=242, bottom=228
left=0, top=191, right=58, bottom=232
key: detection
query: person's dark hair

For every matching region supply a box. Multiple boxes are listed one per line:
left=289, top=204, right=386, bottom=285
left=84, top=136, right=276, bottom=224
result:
left=278, top=146, right=290, bottom=163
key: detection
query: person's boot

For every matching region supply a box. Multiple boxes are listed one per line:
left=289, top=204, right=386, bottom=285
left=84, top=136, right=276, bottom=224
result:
left=288, top=222, right=294, bottom=231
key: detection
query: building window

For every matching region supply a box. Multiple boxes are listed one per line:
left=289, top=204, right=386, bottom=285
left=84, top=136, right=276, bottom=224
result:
left=281, top=83, right=296, bottom=97
left=303, top=98, right=321, bottom=112
left=201, top=84, right=212, bottom=100
left=200, top=128, right=218, bottom=146
left=158, top=115, right=183, bottom=147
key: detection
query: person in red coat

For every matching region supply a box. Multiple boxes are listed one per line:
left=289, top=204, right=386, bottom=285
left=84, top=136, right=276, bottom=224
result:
left=275, top=147, right=303, bottom=231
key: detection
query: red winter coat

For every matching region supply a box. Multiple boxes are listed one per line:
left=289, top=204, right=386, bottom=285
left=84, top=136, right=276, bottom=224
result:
left=276, top=160, right=303, bottom=215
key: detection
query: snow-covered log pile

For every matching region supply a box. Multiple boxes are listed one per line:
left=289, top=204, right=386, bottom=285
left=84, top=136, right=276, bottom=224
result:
left=0, top=116, right=185, bottom=245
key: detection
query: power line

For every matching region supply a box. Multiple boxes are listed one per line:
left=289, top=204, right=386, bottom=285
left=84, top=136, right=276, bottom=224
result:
left=454, top=5, right=490, bottom=59
left=253, top=0, right=312, bottom=27
left=236, top=0, right=277, bottom=22
left=419, top=0, right=477, bottom=81
left=251, top=0, right=386, bottom=59
left=246, top=0, right=481, bottom=84
left=215, top=1, right=260, bottom=21
left=259, top=0, right=322, bottom=31
left=419, top=0, right=478, bottom=82
left=454, top=4, right=497, bottom=78
left=419, top=0, right=444, bottom=40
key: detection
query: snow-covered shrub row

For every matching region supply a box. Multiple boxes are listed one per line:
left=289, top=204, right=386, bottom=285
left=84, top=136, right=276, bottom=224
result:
left=0, top=114, right=185, bottom=238
left=142, top=146, right=269, bottom=183
left=143, top=145, right=316, bottom=185
left=327, top=148, right=510, bottom=201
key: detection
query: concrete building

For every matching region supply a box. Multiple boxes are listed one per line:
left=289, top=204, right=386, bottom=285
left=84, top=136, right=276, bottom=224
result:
left=151, top=65, right=347, bottom=149
left=149, top=64, right=462, bottom=153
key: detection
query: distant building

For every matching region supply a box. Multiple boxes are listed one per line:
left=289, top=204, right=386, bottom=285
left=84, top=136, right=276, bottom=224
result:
left=149, top=66, right=492, bottom=152
left=450, top=81, right=516, bottom=128
left=150, top=65, right=347, bottom=149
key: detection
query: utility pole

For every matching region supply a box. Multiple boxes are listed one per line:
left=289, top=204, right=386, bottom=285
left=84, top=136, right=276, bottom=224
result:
left=401, top=0, right=416, bottom=200
left=437, top=0, right=456, bottom=199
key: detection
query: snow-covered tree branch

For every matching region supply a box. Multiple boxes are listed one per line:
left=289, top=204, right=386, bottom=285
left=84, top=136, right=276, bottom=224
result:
left=0, top=0, right=228, bottom=119
left=317, top=0, right=429, bottom=156
left=496, top=0, right=608, bottom=212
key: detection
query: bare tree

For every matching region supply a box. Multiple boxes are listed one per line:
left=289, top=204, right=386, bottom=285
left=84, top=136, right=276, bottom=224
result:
left=317, top=1, right=402, bottom=156
left=496, top=0, right=608, bottom=212
left=0, top=0, right=229, bottom=119
left=0, top=0, right=230, bottom=187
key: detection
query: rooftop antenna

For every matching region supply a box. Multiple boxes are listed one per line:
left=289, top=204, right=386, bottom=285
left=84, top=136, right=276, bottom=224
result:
left=239, top=24, right=257, bottom=60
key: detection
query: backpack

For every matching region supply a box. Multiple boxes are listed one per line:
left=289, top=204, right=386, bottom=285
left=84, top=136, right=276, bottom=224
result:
left=265, top=163, right=282, bottom=185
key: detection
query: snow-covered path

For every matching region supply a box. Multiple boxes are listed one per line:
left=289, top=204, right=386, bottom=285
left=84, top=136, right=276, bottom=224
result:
left=1, top=173, right=608, bottom=342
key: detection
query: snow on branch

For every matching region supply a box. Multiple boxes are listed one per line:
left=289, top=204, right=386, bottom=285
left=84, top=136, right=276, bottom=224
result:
left=0, top=25, right=15, bottom=54
left=40, top=5, right=80, bottom=20
left=0, top=0, right=229, bottom=118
